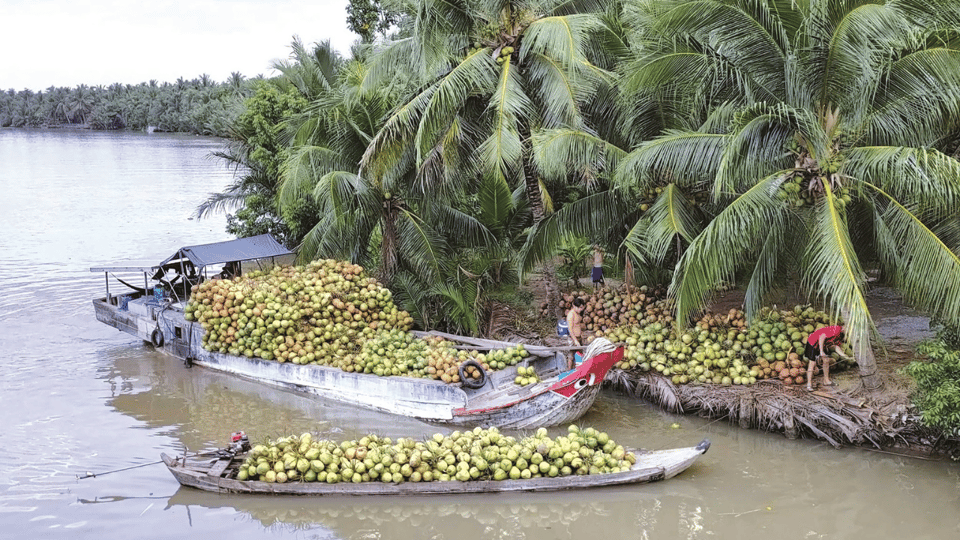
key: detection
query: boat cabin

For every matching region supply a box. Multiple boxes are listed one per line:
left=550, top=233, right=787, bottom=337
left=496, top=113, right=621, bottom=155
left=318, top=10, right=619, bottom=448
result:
left=90, top=234, right=292, bottom=340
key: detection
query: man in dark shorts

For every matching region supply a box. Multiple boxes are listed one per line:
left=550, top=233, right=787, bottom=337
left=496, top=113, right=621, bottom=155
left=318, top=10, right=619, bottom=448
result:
left=804, top=325, right=852, bottom=391
left=591, top=245, right=604, bottom=290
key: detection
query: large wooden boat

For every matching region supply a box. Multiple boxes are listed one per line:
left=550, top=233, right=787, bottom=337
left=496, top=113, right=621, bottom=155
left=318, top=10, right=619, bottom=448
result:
left=161, top=439, right=710, bottom=496
left=91, top=235, right=623, bottom=428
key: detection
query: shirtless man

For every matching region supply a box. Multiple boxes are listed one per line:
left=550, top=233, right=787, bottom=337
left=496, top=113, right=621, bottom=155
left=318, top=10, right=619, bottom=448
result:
left=565, top=298, right=585, bottom=369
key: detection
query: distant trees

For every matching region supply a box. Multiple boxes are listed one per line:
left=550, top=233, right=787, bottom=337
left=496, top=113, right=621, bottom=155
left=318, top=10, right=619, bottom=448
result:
left=0, top=74, right=255, bottom=136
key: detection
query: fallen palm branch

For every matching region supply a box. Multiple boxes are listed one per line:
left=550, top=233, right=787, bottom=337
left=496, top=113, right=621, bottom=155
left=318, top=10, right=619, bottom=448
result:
left=607, top=370, right=952, bottom=455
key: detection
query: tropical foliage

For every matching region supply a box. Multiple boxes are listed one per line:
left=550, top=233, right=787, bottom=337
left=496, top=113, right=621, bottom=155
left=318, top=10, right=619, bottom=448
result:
left=907, top=324, right=960, bottom=439
left=18, top=1, right=959, bottom=389
left=604, top=0, right=960, bottom=390
left=197, top=82, right=311, bottom=247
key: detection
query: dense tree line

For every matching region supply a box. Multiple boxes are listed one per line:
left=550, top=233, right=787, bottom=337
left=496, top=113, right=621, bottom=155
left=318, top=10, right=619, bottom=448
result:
left=0, top=73, right=253, bottom=136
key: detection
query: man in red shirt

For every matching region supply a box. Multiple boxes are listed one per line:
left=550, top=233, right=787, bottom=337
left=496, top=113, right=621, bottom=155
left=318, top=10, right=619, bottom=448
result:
left=804, top=325, right=852, bottom=391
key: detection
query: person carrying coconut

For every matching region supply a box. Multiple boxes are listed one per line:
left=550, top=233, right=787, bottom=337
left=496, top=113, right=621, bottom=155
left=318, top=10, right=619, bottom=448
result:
left=804, top=325, right=852, bottom=391
left=591, top=245, right=604, bottom=290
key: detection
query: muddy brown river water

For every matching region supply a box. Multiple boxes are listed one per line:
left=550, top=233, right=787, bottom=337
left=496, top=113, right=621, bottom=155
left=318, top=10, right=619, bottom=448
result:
left=1, top=129, right=958, bottom=539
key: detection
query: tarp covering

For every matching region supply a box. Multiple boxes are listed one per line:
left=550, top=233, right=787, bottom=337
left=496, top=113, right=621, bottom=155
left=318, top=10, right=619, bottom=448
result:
left=91, top=234, right=292, bottom=274
left=158, top=234, right=292, bottom=269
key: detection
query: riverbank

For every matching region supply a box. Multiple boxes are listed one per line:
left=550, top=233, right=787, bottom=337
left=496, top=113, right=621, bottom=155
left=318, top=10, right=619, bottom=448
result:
left=510, top=275, right=958, bottom=459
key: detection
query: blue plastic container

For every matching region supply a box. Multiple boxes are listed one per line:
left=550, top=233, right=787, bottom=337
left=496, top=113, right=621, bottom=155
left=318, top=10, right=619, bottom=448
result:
left=153, top=286, right=165, bottom=302
left=557, top=318, right=569, bottom=336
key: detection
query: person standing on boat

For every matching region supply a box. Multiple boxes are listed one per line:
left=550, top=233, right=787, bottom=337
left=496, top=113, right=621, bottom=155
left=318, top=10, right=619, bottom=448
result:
left=565, top=298, right=585, bottom=369
left=591, top=246, right=604, bottom=290
left=805, top=325, right=852, bottom=391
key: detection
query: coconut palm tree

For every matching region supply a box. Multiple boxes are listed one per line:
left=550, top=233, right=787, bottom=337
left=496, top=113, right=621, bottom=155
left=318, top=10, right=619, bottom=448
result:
left=357, top=0, right=623, bottom=318
left=615, top=0, right=960, bottom=392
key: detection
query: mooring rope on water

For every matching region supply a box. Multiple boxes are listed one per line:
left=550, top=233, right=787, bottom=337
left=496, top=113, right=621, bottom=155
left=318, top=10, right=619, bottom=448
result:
left=77, top=460, right=165, bottom=480
left=76, top=449, right=218, bottom=480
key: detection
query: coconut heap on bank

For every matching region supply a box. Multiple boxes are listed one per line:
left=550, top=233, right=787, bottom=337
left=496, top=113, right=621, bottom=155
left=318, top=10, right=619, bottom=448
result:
left=547, top=287, right=854, bottom=387
left=546, top=287, right=922, bottom=449
left=184, top=260, right=527, bottom=384
left=236, top=425, right=635, bottom=484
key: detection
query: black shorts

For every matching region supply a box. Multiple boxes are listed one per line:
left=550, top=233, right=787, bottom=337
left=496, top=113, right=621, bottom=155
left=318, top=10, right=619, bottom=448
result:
left=592, top=266, right=604, bottom=283
left=805, top=343, right=832, bottom=363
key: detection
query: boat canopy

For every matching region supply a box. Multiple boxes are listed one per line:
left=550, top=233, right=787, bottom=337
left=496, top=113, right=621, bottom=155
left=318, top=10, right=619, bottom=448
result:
left=90, top=234, right=292, bottom=274
left=157, top=234, right=292, bottom=270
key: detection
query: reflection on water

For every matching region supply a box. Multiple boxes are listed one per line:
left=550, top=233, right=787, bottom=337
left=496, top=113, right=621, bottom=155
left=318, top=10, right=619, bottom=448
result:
left=162, top=487, right=706, bottom=539
left=102, top=345, right=436, bottom=451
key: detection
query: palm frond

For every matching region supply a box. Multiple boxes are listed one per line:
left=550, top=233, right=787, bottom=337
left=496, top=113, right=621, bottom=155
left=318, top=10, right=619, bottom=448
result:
left=866, top=181, right=960, bottom=326
left=843, top=146, right=960, bottom=217
left=429, top=280, right=480, bottom=336
left=669, top=172, right=790, bottom=325
left=862, top=47, right=960, bottom=147
left=800, top=184, right=874, bottom=359
left=415, top=48, right=497, bottom=163
left=395, top=208, right=445, bottom=284
left=742, top=212, right=790, bottom=320
left=477, top=57, right=532, bottom=186
left=531, top=128, right=627, bottom=184
left=518, top=190, right=632, bottom=277
left=523, top=52, right=586, bottom=129
left=278, top=145, right=349, bottom=210
left=716, top=102, right=823, bottom=195
left=652, top=0, right=787, bottom=99
left=520, top=14, right=603, bottom=70
left=642, top=183, right=703, bottom=264
left=614, top=131, right=728, bottom=190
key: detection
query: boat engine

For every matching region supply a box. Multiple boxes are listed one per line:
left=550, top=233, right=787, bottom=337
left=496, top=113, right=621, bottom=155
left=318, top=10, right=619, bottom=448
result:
left=228, top=431, right=250, bottom=454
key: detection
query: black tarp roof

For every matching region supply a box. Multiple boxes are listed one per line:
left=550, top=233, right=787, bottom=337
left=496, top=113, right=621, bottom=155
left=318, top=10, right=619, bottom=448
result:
left=91, top=234, right=292, bottom=273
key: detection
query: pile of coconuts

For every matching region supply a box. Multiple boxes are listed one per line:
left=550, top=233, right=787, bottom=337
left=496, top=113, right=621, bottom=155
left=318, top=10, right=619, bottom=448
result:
left=184, top=260, right=527, bottom=383
left=543, top=285, right=668, bottom=333
left=236, top=425, right=636, bottom=484
left=596, top=300, right=854, bottom=387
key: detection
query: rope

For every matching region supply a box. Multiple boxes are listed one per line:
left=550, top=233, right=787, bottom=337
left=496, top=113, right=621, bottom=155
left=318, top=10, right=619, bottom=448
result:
left=76, top=450, right=218, bottom=480
left=582, top=337, right=617, bottom=362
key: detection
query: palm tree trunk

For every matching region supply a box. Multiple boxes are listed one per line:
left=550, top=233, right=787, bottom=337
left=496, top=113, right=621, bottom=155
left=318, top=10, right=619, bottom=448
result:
left=855, top=345, right=884, bottom=393
left=522, top=153, right=560, bottom=320
left=380, top=202, right=399, bottom=283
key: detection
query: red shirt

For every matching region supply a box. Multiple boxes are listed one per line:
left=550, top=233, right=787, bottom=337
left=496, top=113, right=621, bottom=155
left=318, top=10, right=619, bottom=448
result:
left=807, top=325, right=843, bottom=347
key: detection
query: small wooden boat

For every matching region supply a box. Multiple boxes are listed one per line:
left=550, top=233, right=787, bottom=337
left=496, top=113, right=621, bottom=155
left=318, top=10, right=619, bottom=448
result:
left=161, top=439, right=710, bottom=496
left=91, top=235, right=623, bottom=428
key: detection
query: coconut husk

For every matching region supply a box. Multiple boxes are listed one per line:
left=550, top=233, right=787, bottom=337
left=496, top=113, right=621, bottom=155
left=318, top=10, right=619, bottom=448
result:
left=608, top=370, right=942, bottom=453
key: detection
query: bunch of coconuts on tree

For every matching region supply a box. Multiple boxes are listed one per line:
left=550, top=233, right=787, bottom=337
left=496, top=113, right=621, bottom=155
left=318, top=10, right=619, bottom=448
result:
left=236, top=425, right=636, bottom=484
left=184, top=260, right=527, bottom=384
left=548, top=285, right=853, bottom=387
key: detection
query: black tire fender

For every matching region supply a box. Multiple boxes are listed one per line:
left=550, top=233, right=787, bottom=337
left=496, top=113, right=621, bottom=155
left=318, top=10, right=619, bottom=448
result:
left=151, top=328, right=165, bottom=348
left=458, top=359, right=487, bottom=389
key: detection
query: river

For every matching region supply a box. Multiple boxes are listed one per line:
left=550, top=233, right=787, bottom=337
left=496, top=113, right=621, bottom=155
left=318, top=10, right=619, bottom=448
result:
left=0, top=128, right=957, bottom=540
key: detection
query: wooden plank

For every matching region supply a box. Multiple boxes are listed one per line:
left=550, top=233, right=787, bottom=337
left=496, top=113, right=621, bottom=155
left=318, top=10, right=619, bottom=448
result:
left=208, top=458, right=232, bottom=479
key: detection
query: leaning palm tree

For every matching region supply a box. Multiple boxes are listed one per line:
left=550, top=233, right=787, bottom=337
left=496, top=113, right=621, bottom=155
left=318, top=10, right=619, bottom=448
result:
left=616, top=0, right=960, bottom=392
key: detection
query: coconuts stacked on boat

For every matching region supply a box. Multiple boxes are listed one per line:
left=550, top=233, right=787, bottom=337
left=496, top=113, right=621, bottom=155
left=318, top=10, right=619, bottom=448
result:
left=602, top=303, right=853, bottom=387
left=235, top=425, right=636, bottom=484
left=514, top=366, right=540, bottom=386
left=186, top=260, right=412, bottom=364
left=184, top=260, right=529, bottom=382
